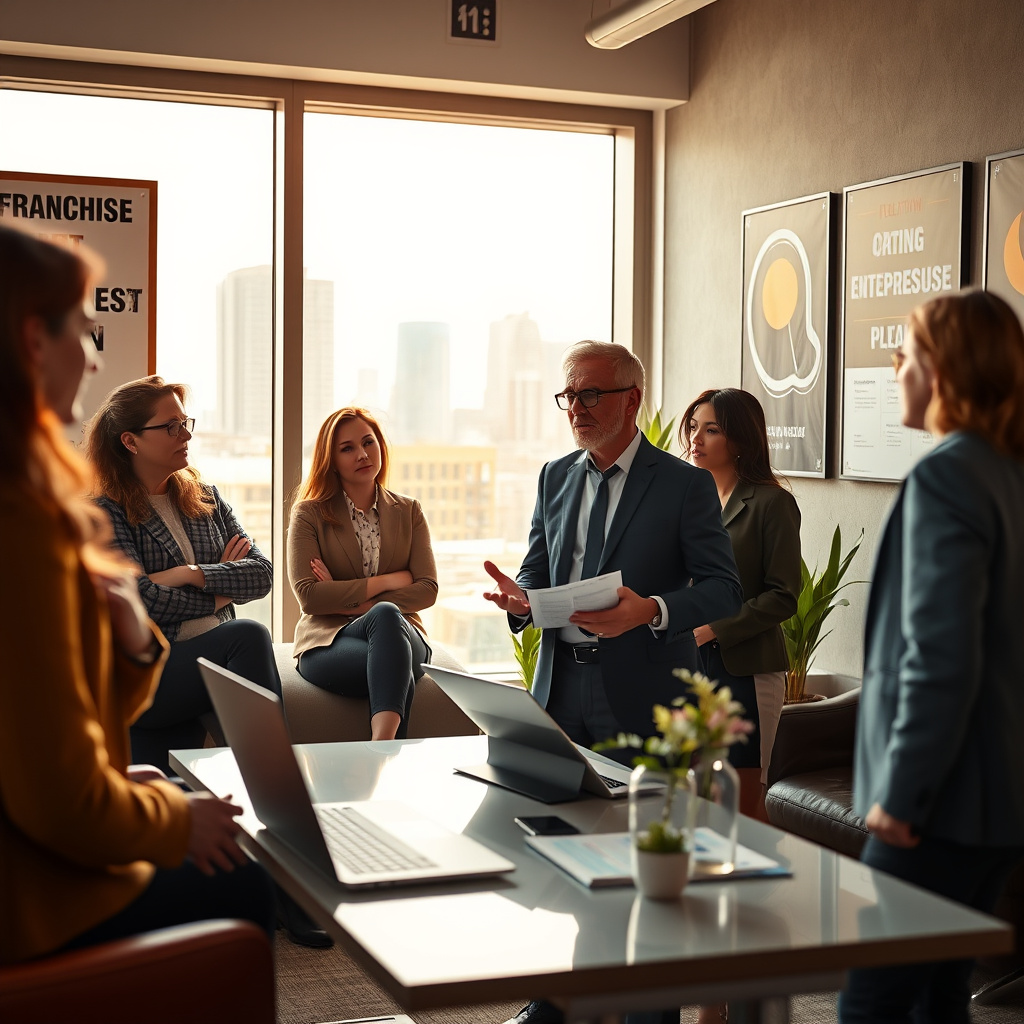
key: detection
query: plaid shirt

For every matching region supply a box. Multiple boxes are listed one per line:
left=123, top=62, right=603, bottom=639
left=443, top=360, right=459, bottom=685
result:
left=95, top=486, right=272, bottom=643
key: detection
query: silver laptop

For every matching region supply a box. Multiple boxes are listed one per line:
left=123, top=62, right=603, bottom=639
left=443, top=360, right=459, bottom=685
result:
left=197, top=658, right=515, bottom=888
left=428, top=665, right=650, bottom=803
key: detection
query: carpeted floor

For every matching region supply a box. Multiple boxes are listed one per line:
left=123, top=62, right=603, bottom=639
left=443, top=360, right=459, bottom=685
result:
left=274, top=936, right=1024, bottom=1024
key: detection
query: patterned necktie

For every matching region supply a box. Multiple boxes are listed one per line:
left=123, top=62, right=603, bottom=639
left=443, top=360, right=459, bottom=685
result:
left=581, top=464, right=621, bottom=580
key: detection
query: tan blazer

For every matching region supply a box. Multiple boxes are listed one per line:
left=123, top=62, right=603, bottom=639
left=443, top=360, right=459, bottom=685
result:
left=709, top=482, right=801, bottom=677
left=288, top=488, right=438, bottom=659
left=1, top=486, right=185, bottom=965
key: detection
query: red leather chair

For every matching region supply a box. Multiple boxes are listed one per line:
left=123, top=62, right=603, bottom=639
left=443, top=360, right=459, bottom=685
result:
left=0, top=919, right=274, bottom=1024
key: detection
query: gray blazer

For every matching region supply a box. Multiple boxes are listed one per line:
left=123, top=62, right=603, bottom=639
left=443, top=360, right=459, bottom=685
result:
left=515, top=433, right=742, bottom=738
left=854, top=431, right=1024, bottom=847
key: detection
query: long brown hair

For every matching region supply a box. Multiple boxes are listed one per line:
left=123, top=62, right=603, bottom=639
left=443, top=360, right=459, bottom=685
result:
left=87, top=376, right=213, bottom=525
left=296, top=407, right=390, bottom=525
left=909, top=290, right=1024, bottom=459
left=0, top=224, right=116, bottom=568
left=679, top=388, right=781, bottom=487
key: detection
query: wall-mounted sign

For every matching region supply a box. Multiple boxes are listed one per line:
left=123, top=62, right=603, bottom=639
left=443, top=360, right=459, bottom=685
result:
left=983, top=148, right=1024, bottom=328
left=839, top=163, right=968, bottom=482
left=741, top=191, right=835, bottom=478
left=449, top=1, right=497, bottom=42
left=0, top=171, right=156, bottom=427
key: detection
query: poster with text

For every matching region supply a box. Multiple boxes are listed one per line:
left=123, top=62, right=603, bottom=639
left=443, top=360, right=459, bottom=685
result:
left=741, top=192, right=833, bottom=477
left=984, top=149, right=1024, bottom=327
left=0, top=172, right=156, bottom=428
left=840, top=163, right=967, bottom=482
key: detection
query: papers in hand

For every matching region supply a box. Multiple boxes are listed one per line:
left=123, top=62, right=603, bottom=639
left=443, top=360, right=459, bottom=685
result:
left=524, top=828, right=790, bottom=889
left=526, top=571, right=623, bottom=629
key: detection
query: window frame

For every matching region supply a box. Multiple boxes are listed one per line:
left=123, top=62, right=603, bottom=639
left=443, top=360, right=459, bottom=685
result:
left=0, top=56, right=653, bottom=641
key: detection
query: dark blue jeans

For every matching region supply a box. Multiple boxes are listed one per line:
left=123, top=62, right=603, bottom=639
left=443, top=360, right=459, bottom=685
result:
left=298, top=602, right=429, bottom=738
left=131, top=618, right=282, bottom=774
left=838, top=835, right=1024, bottom=1024
left=59, top=858, right=276, bottom=952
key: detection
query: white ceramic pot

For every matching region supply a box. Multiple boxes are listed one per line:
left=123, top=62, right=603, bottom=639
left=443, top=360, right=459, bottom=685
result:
left=631, top=847, right=691, bottom=900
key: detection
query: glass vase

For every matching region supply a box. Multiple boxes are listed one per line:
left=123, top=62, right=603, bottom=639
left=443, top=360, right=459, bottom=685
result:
left=689, top=748, right=739, bottom=875
left=628, top=764, right=697, bottom=899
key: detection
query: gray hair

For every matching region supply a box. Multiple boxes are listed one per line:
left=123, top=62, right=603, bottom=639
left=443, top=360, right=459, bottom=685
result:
left=562, top=341, right=645, bottom=399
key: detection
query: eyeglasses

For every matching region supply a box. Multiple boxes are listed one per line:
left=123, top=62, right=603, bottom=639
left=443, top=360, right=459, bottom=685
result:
left=554, top=386, right=634, bottom=410
left=135, top=417, right=195, bottom=437
left=890, top=350, right=906, bottom=373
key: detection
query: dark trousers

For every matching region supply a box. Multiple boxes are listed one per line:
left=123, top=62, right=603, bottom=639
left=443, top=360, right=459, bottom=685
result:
left=58, top=858, right=276, bottom=952
left=838, top=835, right=1024, bottom=1024
left=699, top=641, right=760, bottom=770
left=130, top=618, right=282, bottom=775
left=545, top=643, right=624, bottom=750
left=298, top=603, right=429, bottom=738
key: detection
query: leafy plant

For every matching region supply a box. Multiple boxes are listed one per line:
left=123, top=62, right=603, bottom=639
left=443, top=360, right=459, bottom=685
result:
left=782, top=525, right=865, bottom=703
left=639, top=405, right=676, bottom=453
left=511, top=624, right=542, bottom=692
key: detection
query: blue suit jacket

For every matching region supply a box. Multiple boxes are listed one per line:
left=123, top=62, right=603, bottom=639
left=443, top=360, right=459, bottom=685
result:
left=854, top=432, right=1024, bottom=847
left=515, top=433, right=742, bottom=737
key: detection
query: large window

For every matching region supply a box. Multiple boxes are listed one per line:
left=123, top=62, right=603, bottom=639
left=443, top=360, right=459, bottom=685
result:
left=0, top=88, right=275, bottom=626
left=303, top=113, right=615, bottom=670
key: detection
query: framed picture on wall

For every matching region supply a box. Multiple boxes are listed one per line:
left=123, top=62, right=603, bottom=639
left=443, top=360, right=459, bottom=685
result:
left=983, top=148, right=1024, bottom=327
left=839, top=162, right=969, bottom=483
left=740, top=191, right=835, bottom=478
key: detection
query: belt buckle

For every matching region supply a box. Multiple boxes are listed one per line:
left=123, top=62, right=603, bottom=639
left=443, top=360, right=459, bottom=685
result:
left=574, top=645, right=599, bottom=664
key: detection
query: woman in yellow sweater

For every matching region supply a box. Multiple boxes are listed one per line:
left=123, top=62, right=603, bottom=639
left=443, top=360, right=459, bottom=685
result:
left=0, top=225, right=274, bottom=965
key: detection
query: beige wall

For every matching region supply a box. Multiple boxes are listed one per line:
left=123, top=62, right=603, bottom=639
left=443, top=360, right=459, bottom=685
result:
left=1, top=0, right=689, bottom=108
left=663, top=0, right=1024, bottom=677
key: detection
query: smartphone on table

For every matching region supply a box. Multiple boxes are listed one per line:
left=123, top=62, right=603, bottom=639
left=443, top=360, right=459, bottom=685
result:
left=514, top=815, right=580, bottom=837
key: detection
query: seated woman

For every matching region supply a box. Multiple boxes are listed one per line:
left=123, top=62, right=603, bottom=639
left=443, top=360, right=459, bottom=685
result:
left=86, top=376, right=282, bottom=775
left=288, top=407, right=437, bottom=740
left=0, top=225, right=273, bottom=966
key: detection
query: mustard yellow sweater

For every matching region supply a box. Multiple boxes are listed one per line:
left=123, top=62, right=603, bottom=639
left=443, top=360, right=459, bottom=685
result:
left=0, top=484, right=189, bottom=964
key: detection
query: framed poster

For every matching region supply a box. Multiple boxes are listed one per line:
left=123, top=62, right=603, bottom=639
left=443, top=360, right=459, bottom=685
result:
left=983, top=148, right=1024, bottom=326
left=839, top=162, right=969, bottom=482
left=741, top=191, right=835, bottom=477
left=0, top=171, right=156, bottom=425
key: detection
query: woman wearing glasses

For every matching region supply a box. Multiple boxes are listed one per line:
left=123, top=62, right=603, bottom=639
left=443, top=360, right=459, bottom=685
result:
left=0, top=227, right=273, bottom=966
left=87, top=376, right=282, bottom=775
left=288, top=407, right=437, bottom=741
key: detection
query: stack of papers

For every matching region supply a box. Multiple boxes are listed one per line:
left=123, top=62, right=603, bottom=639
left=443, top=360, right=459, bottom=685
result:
left=525, top=828, right=790, bottom=889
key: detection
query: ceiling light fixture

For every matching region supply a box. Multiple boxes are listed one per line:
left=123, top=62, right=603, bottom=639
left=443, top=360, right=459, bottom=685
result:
left=585, top=0, right=719, bottom=49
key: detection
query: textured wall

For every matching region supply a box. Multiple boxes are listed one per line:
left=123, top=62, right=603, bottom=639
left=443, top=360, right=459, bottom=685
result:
left=663, top=0, right=1024, bottom=677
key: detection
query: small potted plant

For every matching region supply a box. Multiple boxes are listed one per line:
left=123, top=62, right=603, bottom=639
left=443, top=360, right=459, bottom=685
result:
left=782, top=525, right=864, bottom=703
left=510, top=623, right=542, bottom=691
left=597, top=670, right=753, bottom=899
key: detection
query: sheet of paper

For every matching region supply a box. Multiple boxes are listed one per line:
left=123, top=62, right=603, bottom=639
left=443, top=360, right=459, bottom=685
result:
left=526, top=571, right=623, bottom=629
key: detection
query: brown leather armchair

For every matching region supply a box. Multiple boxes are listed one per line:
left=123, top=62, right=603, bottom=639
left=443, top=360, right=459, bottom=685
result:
left=0, top=919, right=274, bottom=1024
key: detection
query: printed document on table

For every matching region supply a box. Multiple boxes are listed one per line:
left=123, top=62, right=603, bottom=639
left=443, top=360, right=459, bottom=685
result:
left=526, top=571, right=623, bottom=629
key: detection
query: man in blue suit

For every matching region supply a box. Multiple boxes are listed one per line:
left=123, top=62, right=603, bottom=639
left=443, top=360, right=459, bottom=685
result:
left=485, top=340, right=741, bottom=750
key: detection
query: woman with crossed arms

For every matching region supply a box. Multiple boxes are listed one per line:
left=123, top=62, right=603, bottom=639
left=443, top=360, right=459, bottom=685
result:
left=288, top=407, right=437, bottom=741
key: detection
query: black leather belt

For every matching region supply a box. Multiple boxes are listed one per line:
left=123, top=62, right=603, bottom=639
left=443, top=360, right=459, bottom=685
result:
left=558, top=640, right=600, bottom=664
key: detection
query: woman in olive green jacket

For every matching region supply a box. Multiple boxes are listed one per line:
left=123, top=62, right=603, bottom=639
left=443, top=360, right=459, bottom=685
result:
left=681, top=388, right=801, bottom=820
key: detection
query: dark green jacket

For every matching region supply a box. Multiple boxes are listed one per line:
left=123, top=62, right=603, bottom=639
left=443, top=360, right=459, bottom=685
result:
left=709, top=482, right=801, bottom=676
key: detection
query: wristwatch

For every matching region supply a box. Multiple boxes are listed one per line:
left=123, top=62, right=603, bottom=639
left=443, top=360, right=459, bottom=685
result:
left=649, top=604, right=662, bottom=628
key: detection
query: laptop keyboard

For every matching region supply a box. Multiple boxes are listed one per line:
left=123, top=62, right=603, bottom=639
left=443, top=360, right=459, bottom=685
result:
left=316, top=805, right=436, bottom=875
left=599, top=774, right=625, bottom=788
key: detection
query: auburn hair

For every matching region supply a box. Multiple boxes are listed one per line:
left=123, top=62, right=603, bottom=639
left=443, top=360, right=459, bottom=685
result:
left=87, top=376, right=213, bottom=525
left=679, top=387, right=781, bottom=488
left=296, top=407, right=390, bottom=525
left=909, top=290, right=1024, bottom=459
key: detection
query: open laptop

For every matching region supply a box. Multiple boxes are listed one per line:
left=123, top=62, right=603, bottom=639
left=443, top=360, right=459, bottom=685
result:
left=429, top=665, right=653, bottom=803
left=197, top=658, right=515, bottom=888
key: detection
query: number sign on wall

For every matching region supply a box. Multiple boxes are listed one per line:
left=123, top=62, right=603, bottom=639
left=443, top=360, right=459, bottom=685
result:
left=450, top=1, right=497, bottom=42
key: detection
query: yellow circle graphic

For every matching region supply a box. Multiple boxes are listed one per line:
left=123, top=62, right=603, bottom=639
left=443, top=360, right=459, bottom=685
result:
left=1003, top=211, right=1024, bottom=297
left=761, top=258, right=799, bottom=330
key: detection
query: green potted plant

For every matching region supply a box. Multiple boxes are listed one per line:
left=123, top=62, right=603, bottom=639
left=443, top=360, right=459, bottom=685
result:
left=639, top=405, right=676, bottom=453
left=510, top=623, right=542, bottom=691
left=781, top=525, right=864, bottom=703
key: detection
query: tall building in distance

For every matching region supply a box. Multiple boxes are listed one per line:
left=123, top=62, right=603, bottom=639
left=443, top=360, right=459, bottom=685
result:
left=389, top=321, right=450, bottom=444
left=216, top=265, right=334, bottom=444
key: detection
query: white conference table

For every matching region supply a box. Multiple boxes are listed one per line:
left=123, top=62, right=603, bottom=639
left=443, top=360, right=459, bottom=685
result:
left=171, top=735, right=1012, bottom=1024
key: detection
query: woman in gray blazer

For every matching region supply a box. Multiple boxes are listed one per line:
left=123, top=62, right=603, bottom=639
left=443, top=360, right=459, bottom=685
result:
left=839, top=291, right=1024, bottom=1023
left=288, top=407, right=437, bottom=741
left=681, top=388, right=801, bottom=820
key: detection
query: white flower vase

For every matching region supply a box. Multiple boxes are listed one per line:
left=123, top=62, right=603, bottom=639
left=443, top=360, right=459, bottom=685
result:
left=689, top=748, right=739, bottom=875
left=628, top=763, right=696, bottom=900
